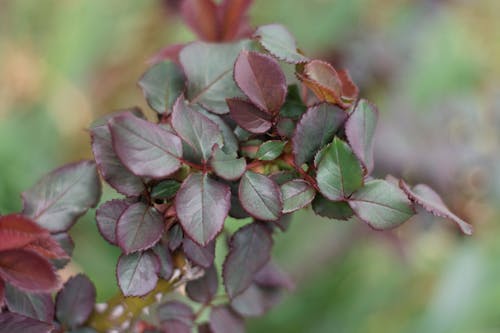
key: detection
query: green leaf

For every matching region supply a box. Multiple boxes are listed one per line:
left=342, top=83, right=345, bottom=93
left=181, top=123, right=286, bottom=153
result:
left=281, top=179, right=316, bottom=213
left=239, top=171, right=283, bottom=221
left=210, top=146, right=246, bottom=181
left=256, top=141, right=286, bottom=161
left=349, top=180, right=414, bottom=230
left=253, top=24, right=309, bottom=64
left=280, top=84, right=307, bottom=119
left=311, top=195, right=354, bottom=220
left=138, top=60, right=185, bottom=114
left=151, top=180, right=181, bottom=200
left=175, top=173, right=231, bottom=246
left=316, top=138, right=363, bottom=200
left=180, top=40, right=254, bottom=113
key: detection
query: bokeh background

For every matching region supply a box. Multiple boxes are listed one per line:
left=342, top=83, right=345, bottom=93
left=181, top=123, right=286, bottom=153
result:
left=1, top=0, right=499, bottom=332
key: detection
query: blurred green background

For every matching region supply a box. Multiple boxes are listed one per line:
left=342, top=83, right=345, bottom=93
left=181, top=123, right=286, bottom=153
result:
left=1, top=0, right=499, bottom=332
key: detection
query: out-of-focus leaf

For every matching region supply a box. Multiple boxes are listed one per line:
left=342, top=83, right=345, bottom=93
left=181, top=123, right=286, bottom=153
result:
left=183, top=238, right=215, bottom=269
left=172, top=97, right=223, bottom=161
left=0, top=214, right=50, bottom=251
left=0, top=312, right=53, bottom=333
left=209, top=306, right=245, bottom=333
left=239, top=171, right=283, bottom=221
left=157, top=301, right=194, bottom=331
left=50, top=233, right=74, bottom=269
left=0, top=250, right=58, bottom=292
left=151, top=180, right=181, bottom=200
left=176, top=173, right=230, bottom=246
left=345, top=99, right=378, bottom=174
left=91, top=123, right=144, bottom=196
left=55, top=274, right=96, bottom=329
left=253, top=24, right=308, bottom=64
left=0, top=280, right=4, bottom=307
left=4, top=284, right=53, bottom=322
left=223, top=223, right=272, bottom=298
left=109, top=113, right=182, bottom=179
left=280, top=84, right=306, bottom=119
left=180, top=0, right=218, bottom=41
left=312, top=195, right=354, bottom=220
left=316, top=137, right=363, bottom=200
left=227, top=98, right=273, bottom=134
left=167, top=224, right=183, bottom=252
left=234, top=50, right=286, bottom=113
left=138, top=61, right=185, bottom=114
left=280, top=179, right=315, bottom=213
left=254, top=261, right=294, bottom=290
left=152, top=243, right=174, bottom=280
left=116, top=251, right=159, bottom=297
left=399, top=180, right=473, bottom=235
left=349, top=180, right=414, bottom=230
left=22, top=161, right=101, bottom=232
left=210, top=146, right=246, bottom=181
left=180, top=40, right=254, bottom=113
left=95, top=199, right=130, bottom=246
left=292, top=103, right=346, bottom=167
left=256, top=141, right=286, bottom=161
left=230, top=284, right=283, bottom=318
left=116, top=202, right=164, bottom=254
left=186, top=265, right=218, bottom=304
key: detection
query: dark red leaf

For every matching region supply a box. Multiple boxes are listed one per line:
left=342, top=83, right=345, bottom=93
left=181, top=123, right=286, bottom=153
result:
left=227, top=98, right=273, bottom=134
left=0, top=280, right=4, bottom=308
left=338, top=69, right=359, bottom=102
left=209, top=306, right=245, bottom=333
left=4, top=284, right=54, bottom=323
left=186, top=265, right=218, bottom=304
left=181, top=0, right=219, bottom=41
left=0, top=214, right=49, bottom=252
left=219, top=0, right=253, bottom=41
left=234, top=50, right=286, bottom=113
left=96, top=199, right=131, bottom=246
left=223, top=223, right=273, bottom=298
left=298, top=60, right=342, bottom=104
left=0, top=249, right=59, bottom=292
left=55, top=274, right=96, bottom=328
left=24, top=236, right=69, bottom=261
left=399, top=180, right=473, bottom=235
left=183, top=238, right=215, bottom=269
left=0, top=312, right=53, bottom=333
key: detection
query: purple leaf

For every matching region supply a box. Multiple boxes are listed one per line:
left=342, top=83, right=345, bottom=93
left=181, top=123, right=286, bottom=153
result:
left=227, top=98, right=272, bottom=134
left=90, top=124, right=144, bottom=196
left=108, top=113, right=182, bottom=179
left=22, top=160, right=101, bottom=232
left=349, top=180, right=414, bottom=230
left=186, top=265, right=218, bottom=304
left=0, top=312, right=53, bottom=333
left=152, top=243, right=174, bottom=280
left=4, top=285, right=54, bottom=322
left=239, top=171, right=283, bottom=221
left=180, top=40, right=253, bottom=113
left=167, top=224, right=183, bottom=252
left=253, top=24, right=308, bottom=64
left=234, top=50, right=286, bottom=113
left=183, top=238, right=215, bottom=269
left=292, top=103, right=347, bottom=167
left=55, top=274, right=96, bottom=328
left=0, top=280, right=4, bottom=308
left=399, top=180, right=473, bottom=235
left=172, top=97, right=224, bottom=161
left=345, top=99, right=378, bottom=174
left=223, top=223, right=273, bottom=298
left=116, top=202, right=164, bottom=254
left=230, top=284, right=269, bottom=317
left=316, top=137, right=364, bottom=200
left=95, top=199, right=131, bottom=246
left=209, top=306, right=245, bottom=333
left=0, top=250, right=59, bottom=292
left=157, top=300, right=194, bottom=327
left=175, top=173, right=231, bottom=246
left=254, top=262, right=294, bottom=290
left=280, top=179, right=316, bottom=214
left=116, top=251, right=159, bottom=297
left=210, top=145, right=246, bottom=181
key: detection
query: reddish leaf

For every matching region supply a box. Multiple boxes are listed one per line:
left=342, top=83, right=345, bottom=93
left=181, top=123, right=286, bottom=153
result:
left=116, top=202, right=164, bottom=254
left=96, top=199, right=131, bottom=246
left=227, top=98, right=272, bottom=134
left=399, top=180, right=473, bottom=235
left=219, top=0, right=253, bottom=41
left=338, top=69, right=359, bottom=102
left=186, top=265, right=218, bottom=303
left=0, top=280, right=4, bottom=308
left=116, top=252, right=159, bottom=297
left=24, top=236, right=68, bottom=261
left=183, top=238, right=215, bottom=269
left=149, top=43, right=185, bottom=65
left=0, top=249, right=59, bottom=292
left=209, top=306, right=245, bottom=333
left=55, top=274, right=96, bottom=328
left=223, top=223, right=272, bottom=298
left=4, top=285, right=54, bottom=323
left=238, top=171, right=283, bottom=221
left=234, top=50, right=286, bottom=113
left=0, top=214, right=49, bottom=252
left=22, top=160, right=101, bottom=233
left=175, top=173, right=231, bottom=246
left=181, top=0, right=219, bottom=41
left=108, top=113, right=182, bottom=179
left=0, top=312, right=53, bottom=333
left=298, top=60, right=342, bottom=105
